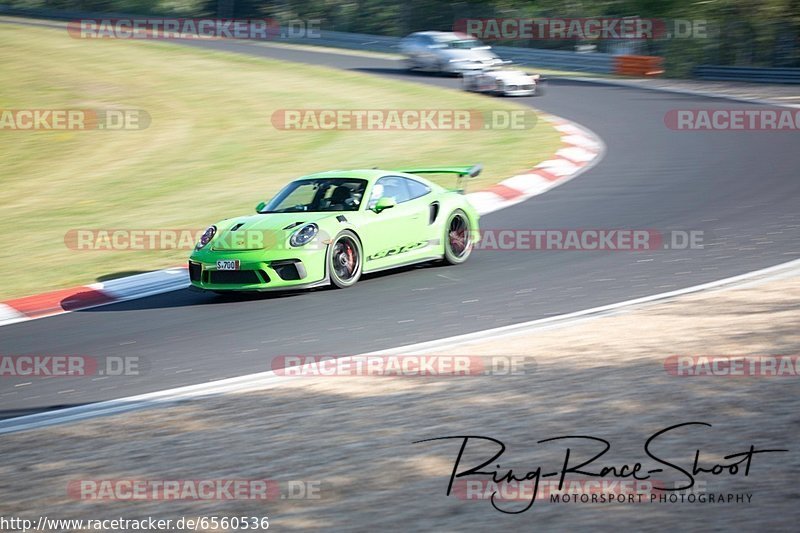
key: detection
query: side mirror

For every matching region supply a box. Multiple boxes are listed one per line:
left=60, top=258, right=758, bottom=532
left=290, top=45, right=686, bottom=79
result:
left=256, top=201, right=267, bottom=213
left=373, top=197, right=397, bottom=213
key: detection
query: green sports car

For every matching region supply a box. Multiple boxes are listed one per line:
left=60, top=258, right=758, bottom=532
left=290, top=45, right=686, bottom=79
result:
left=188, top=166, right=481, bottom=291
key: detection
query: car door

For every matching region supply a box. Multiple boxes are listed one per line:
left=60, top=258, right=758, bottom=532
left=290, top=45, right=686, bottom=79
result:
left=400, top=177, right=437, bottom=250
left=360, top=176, right=430, bottom=271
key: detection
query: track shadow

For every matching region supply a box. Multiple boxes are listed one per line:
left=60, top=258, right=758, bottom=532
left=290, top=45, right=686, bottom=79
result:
left=360, top=259, right=445, bottom=281
left=351, top=66, right=450, bottom=77
left=73, top=259, right=448, bottom=314
left=0, top=403, right=91, bottom=421
left=73, top=286, right=311, bottom=313
left=95, top=271, right=153, bottom=282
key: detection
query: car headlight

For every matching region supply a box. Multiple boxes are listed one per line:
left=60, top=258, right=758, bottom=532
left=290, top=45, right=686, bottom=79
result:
left=196, top=225, right=216, bottom=250
left=289, top=223, right=318, bottom=247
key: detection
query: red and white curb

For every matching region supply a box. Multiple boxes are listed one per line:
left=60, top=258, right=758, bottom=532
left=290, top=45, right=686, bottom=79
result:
left=465, top=114, right=604, bottom=215
left=0, top=267, right=190, bottom=326
left=0, top=114, right=604, bottom=328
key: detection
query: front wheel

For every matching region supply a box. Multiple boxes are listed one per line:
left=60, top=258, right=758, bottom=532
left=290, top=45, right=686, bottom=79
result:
left=328, top=230, right=363, bottom=288
left=443, top=210, right=474, bottom=265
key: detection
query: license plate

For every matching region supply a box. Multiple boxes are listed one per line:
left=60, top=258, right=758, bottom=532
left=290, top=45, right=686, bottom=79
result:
left=216, top=260, right=240, bottom=271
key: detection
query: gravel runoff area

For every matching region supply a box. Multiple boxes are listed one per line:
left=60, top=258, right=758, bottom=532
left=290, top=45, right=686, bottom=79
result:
left=1, top=268, right=798, bottom=531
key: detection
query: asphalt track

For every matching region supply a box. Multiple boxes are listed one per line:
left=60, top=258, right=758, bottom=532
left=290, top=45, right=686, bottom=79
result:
left=1, top=29, right=798, bottom=417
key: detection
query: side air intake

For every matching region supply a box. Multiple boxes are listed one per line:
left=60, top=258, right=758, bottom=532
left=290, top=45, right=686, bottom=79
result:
left=428, top=202, right=440, bottom=225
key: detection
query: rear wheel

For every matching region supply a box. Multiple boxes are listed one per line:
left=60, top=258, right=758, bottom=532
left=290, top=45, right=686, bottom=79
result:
left=328, top=230, right=362, bottom=288
left=443, top=210, right=473, bottom=265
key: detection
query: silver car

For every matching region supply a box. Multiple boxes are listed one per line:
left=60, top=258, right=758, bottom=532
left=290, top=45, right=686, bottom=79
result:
left=463, top=66, right=543, bottom=97
left=400, top=31, right=503, bottom=75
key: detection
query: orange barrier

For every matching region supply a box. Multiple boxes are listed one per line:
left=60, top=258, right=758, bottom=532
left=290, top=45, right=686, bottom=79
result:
left=614, top=55, right=665, bottom=77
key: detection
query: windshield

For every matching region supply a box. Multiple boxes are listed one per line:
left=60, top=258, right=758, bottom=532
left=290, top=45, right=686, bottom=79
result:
left=259, top=178, right=367, bottom=213
left=446, top=39, right=483, bottom=49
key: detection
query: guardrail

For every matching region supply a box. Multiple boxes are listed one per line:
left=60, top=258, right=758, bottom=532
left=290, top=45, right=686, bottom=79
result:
left=694, top=65, right=800, bottom=84
left=286, top=30, right=401, bottom=54
left=286, top=30, right=616, bottom=74
left=0, top=6, right=613, bottom=74
left=8, top=5, right=800, bottom=82
left=493, top=45, right=615, bottom=74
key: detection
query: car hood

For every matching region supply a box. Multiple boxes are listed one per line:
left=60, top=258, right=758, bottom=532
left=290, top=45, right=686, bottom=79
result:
left=211, top=212, right=336, bottom=251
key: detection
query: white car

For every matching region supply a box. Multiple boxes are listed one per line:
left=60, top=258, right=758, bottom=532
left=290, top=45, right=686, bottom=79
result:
left=400, top=31, right=503, bottom=75
left=462, top=66, right=543, bottom=97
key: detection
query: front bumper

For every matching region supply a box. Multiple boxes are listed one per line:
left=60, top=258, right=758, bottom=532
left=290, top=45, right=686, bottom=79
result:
left=188, top=246, right=328, bottom=291
left=502, top=88, right=536, bottom=96
left=499, top=83, right=536, bottom=96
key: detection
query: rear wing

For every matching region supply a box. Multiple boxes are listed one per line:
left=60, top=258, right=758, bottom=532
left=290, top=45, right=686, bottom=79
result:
left=396, top=164, right=482, bottom=193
